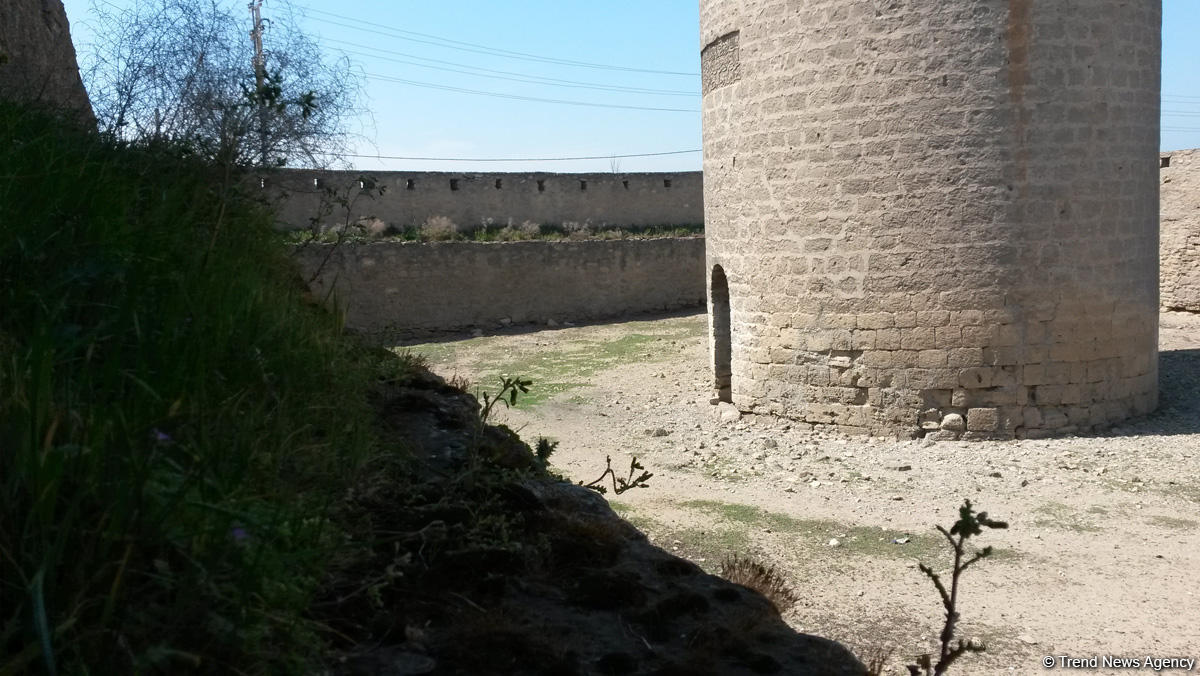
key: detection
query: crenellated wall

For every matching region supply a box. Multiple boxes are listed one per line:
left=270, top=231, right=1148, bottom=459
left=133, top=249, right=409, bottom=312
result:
left=266, top=170, right=703, bottom=232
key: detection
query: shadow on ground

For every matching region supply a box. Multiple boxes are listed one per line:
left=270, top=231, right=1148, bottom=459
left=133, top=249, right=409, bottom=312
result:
left=373, top=308, right=706, bottom=348
left=1113, top=349, right=1200, bottom=437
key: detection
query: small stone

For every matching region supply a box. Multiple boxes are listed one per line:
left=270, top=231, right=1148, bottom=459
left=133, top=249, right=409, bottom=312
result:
left=499, top=317, right=512, bottom=326
left=940, top=413, right=966, bottom=432
left=989, top=471, right=1003, bottom=478
left=470, top=328, right=484, bottom=337
left=895, top=464, right=912, bottom=472
left=891, top=495, right=904, bottom=501
left=828, top=538, right=840, bottom=547
left=651, top=428, right=669, bottom=437
left=717, top=402, right=741, bottom=423
left=763, top=438, right=778, bottom=449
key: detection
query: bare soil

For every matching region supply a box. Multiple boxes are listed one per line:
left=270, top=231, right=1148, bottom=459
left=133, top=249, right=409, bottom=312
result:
left=400, top=311, right=1200, bottom=675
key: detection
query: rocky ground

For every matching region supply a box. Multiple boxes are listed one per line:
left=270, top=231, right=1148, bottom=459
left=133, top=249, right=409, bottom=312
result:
left=402, top=311, right=1200, bottom=676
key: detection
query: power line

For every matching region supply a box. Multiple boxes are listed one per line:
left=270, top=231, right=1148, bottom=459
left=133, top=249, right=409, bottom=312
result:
left=327, top=38, right=700, bottom=97
left=365, top=72, right=701, bottom=112
left=299, top=7, right=699, bottom=77
left=338, top=149, right=702, bottom=162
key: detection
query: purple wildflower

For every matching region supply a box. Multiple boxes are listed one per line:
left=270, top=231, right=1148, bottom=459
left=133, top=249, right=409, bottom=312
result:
left=231, top=527, right=250, bottom=543
left=151, top=428, right=172, bottom=444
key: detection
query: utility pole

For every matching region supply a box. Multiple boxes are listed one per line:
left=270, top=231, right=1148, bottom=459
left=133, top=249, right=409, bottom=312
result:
left=248, top=0, right=267, bottom=165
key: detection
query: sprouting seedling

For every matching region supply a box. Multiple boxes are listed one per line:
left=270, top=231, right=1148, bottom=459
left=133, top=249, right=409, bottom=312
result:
left=478, top=375, right=532, bottom=425
left=908, top=499, right=1008, bottom=676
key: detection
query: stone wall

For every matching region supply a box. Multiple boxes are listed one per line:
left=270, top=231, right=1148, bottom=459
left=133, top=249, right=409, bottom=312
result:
left=1161, top=149, right=1200, bottom=312
left=700, top=0, right=1160, bottom=439
left=0, top=0, right=94, bottom=124
left=294, top=238, right=706, bottom=337
left=266, top=170, right=703, bottom=232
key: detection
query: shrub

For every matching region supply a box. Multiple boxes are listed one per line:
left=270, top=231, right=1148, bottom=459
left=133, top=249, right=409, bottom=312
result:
left=421, top=215, right=459, bottom=241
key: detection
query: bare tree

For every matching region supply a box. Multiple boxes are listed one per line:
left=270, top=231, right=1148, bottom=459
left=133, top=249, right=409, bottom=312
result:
left=80, top=0, right=365, bottom=168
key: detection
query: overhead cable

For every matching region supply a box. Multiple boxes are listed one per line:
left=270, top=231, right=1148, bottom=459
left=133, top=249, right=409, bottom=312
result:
left=365, top=72, right=701, bottom=112
left=300, top=7, right=699, bottom=77
left=327, top=38, right=699, bottom=96
left=338, top=149, right=702, bottom=162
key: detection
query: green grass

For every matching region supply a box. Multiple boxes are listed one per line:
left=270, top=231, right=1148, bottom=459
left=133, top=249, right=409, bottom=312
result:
left=405, top=316, right=705, bottom=409
left=680, top=499, right=954, bottom=562
left=1032, top=502, right=1102, bottom=533
left=0, top=103, right=402, bottom=673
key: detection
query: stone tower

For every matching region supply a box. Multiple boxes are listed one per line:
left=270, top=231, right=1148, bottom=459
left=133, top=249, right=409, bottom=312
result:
left=0, top=0, right=94, bottom=125
left=700, top=0, right=1160, bottom=439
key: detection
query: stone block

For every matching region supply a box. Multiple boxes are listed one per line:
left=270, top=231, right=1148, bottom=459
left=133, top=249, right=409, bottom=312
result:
left=958, top=367, right=993, bottom=389
left=966, top=408, right=1000, bottom=432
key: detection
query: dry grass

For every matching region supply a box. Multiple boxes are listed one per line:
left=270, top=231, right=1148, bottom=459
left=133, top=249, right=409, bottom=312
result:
left=719, top=555, right=798, bottom=614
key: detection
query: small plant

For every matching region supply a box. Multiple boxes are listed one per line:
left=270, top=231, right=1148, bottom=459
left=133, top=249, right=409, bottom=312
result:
left=863, top=646, right=896, bottom=676
left=421, top=215, right=459, bottom=241
left=720, top=555, right=798, bottom=613
left=581, top=456, right=653, bottom=495
left=907, top=499, right=1008, bottom=676
left=478, top=375, right=533, bottom=425
left=534, top=438, right=558, bottom=467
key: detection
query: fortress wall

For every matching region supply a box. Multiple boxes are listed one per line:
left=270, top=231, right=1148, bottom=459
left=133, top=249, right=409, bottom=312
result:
left=293, top=238, right=706, bottom=338
left=266, top=170, right=703, bottom=231
left=1161, top=149, right=1200, bottom=312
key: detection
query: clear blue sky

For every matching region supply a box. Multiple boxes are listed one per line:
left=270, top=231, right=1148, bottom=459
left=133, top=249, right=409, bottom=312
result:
left=62, top=0, right=1200, bottom=173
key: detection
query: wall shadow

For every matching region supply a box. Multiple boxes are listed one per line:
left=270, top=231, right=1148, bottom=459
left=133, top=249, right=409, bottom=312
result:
left=1105, top=349, right=1200, bottom=437
left=377, top=307, right=706, bottom=348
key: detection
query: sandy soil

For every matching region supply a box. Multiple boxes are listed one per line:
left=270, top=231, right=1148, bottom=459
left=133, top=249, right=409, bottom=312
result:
left=401, top=311, right=1200, bottom=675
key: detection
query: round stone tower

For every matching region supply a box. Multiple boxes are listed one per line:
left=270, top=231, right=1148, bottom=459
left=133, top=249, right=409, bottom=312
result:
left=700, top=0, right=1160, bottom=439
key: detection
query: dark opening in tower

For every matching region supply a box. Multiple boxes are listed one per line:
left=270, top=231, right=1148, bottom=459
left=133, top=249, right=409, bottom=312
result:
left=711, top=265, right=732, bottom=402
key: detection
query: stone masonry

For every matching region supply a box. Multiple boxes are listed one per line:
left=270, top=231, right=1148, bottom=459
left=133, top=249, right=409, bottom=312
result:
left=700, top=0, right=1160, bottom=439
left=0, top=0, right=94, bottom=124
left=268, top=170, right=702, bottom=232
left=1160, top=149, right=1200, bottom=312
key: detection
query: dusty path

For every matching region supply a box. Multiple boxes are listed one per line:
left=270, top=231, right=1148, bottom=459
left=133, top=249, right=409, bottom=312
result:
left=401, top=312, right=1200, bottom=675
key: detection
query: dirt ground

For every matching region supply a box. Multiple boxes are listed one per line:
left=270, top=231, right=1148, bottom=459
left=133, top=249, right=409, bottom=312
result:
left=399, top=311, right=1200, bottom=675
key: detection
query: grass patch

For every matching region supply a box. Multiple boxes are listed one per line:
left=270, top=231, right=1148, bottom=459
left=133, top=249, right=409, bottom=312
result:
left=286, top=221, right=705, bottom=244
left=0, top=103, right=402, bottom=673
left=606, top=501, right=636, bottom=517
left=403, top=318, right=704, bottom=410
left=1145, top=515, right=1199, bottom=530
left=680, top=499, right=951, bottom=562
left=1032, top=502, right=1101, bottom=532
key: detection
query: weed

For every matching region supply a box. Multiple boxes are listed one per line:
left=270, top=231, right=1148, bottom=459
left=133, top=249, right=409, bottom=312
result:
left=863, top=645, right=896, bottom=676
left=581, top=456, right=653, bottom=495
left=421, top=215, right=459, bottom=241
left=906, top=500, right=1008, bottom=676
left=719, top=555, right=798, bottom=613
left=478, top=375, right=533, bottom=425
